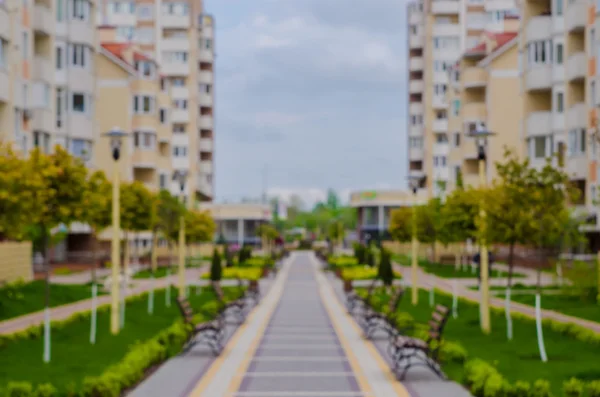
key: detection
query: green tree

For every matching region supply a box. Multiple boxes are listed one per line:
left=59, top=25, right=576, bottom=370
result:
left=378, top=248, right=394, bottom=286
left=120, top=182, right=153, bottom=266
left=156, top=190, right=185, bottom=265
left=210, top=248, right=222, bottom=281
left=389, top=207, right=412, bottom=243
left=185, top=210, right=215, bottom=243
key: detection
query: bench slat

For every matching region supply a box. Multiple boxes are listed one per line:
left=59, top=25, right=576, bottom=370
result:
left=435, top=305, right=449, bottom=314
left=428, top=320, right=441, bottom=331
left=432, top=312, right=444, bottom=322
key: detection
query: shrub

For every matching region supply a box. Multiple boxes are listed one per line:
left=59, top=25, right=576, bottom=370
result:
left=531, top=379, right=552, bottom=397
left=6, top=382, right=33, bottom=397
left=509, top=381, right=531, bottom=397
left=587, top=381, right=600, bottom=397
left=223, top=244, right=234, bottom=267
left=439, top=341, right=468, bottom=364
left=378, top=249, right=394, bottom=286
left=563, top=378, right=584, bottom=397
left=210, top=248, right=222, bottom=281
left=353, top=243, right=366, bottom=264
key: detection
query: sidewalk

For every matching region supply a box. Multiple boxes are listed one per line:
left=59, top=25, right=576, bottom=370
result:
left=0, top=267, right=210, bottom=335
left=392, top=263, right=600, bottom=334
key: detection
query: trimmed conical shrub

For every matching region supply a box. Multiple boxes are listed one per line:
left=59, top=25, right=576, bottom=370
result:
left=210, top=248, right=222, bottom=281
left=378, top=248, right=394, bottom=286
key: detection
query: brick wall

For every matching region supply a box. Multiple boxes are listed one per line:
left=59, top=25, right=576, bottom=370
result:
left=0, top=242, right=33, bottom=284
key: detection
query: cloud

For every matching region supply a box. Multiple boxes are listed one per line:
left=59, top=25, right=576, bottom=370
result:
left=204, top=0, right=409, bottom=201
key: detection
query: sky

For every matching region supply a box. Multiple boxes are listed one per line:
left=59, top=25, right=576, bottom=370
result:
left=204, top=0, right=408, bottom=208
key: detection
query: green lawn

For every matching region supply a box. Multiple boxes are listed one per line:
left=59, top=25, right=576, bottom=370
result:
left=368, top=288, right=600, bottom=395
left=201, top=267, right=263, bottom=281
left=0, top=281, right=104, bottom=322
left=493, top=292, right=600, bottom=324
left=393, top=255, right=526, bottom=279
left=468, top=283, right=562, bottom=291
left=0, top=287, right=239, bottom=394
left=133, top=266, right=178, bottom=279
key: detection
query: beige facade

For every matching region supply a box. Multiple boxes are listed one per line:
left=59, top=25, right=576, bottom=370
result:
left=0, top=0, right=98, bottom=161
left=97, top=0, right=216, bottom=202
left=445, top=32, right=522, bottom=191
left=0, top=242, right=33, bottom=284
left=407, top=0, right=518, bottom=197
left=204, top=203, right=272, bottom=246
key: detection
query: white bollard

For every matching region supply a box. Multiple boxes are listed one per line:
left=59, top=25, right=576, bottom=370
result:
left=535, top=294, right=548, bottom=362
left=452, top=280, right=458, bottom=318
left=90, top=283, right=97, bottom=344
left=43, top=307, right=51, bottom=363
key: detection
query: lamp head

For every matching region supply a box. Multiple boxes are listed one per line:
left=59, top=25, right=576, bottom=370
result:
left=172, top=169, right=189, bottom=190
left=103, top=127, right=128, bottom=161
left=466, top=122, right=494, bottom=160
left=407, top=174, right=423, bottom=193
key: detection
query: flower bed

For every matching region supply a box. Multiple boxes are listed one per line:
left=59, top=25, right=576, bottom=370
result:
left=341, top=266, right=402, bottom=281
left=200, top=267, right=263, bottom=281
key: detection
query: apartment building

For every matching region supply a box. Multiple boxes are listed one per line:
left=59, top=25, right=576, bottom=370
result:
left=97, top=0, right=216, bottom=203
left=205, top=203, right=272, bottom=246
left=407, top=0, right=518, bottom=197
left=0, top=0, right=97, bottom=161
left=445, top=32, right=521, bottom=191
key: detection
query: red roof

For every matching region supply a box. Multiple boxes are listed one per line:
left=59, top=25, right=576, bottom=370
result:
left=101, top=42, right=155, bottom=66
left=464, top=31, right=517, bottom=56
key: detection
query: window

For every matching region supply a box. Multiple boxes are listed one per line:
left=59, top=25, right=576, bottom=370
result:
left=591, top=29, right=596, bottom=56
left=452, top=99, right=460, bottom=116
left=0, top=39, right=6, bottom=69
left=133, top=131, right=156, bottom=149
left=409, top=137, right=423, bottom=148
left=454, top=132, right=461, bottom=147
left=56, top=46, right=63, bottom=69
left=172, top=78, right=185, bottom=87
left=162, top=2, right=189, bottom=15
left=591, top=81, right=597, bottom=106
left=555, top=0, right=563, bottom=15
left=21, top=32, right=28, bottom=59
left=555, top=43, right=563, bottom=64
left=436, top=134, right=448, bottom=144
left=435, top=110, right=447, bottom=120
left=56, top=0, right=64, bottom=21
left=529, top=136, right=552, bottom=159
left=70, top=139, right=89, bottom=159
left=159, top=108, right=167, bottom=123
left=556, top=91, right=564, bottom=112
left=72, top=93, right=86, bottom=113
left=199, top=84, right=211, bottom=94
left=203, top=38, right=213, bottom=50
left=137, top=4, right=153, bottom=19
left=136, top=27, right=153, bottom=44
left=71, top=44, right=88, bottom=67
left=173, top=125, right=186, bottom=133
left=71, top=0, right=89, bottom=20
left=163, top=51, right=188, bottom=63
left=135, top=61, right=155, bottom=78
left=56, top=88, right=64, bottom=127
left=454, top=166, right=461, bottom=182
left=173, top=146, right=188, bottom=157
left=568, top=129, right=586, bottom=156
left=410, top=114, right=423, bottom=125
left=433, top=36, right=459, bottom=50
left=33, top=131, right=51, bottom=153
left=116, top=26, right=135, bottom=41
left=527, top=40, right=552, bottom=67
left=132, top=95, right=155, bottom=114
left=434, top=84, right=447, bottom=96
left=159, top=174, right=167, bottom=189
left=173, top=99, right=187, bottom=109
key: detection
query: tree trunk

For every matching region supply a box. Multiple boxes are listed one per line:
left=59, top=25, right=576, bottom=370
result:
left=507, top=242, right=515, bottom=288
left=505, top=241, right=515, bottom=340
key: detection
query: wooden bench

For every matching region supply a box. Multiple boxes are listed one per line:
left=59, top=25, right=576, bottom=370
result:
left=388, top=304, right=450, bottom=380
left=361, top=286, right=405, bottom=339
left=346, top=278, right=380, bottom=315
left=212, top=281, right=247, bottom=323
left=176, top=297, right=226, bottom=355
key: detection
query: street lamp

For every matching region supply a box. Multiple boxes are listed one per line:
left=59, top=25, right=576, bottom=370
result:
left=467, top=122, right=495, bottom=334
left=408, top=173, right=424, bottom=305
left=104, top=127, right=127, bottom=335
left=173, top=169, right=188, bottom=297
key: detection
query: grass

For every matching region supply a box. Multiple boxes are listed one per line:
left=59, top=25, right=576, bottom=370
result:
left=132, top=266, right=177, bottom=279
left=493, top=292, right=600, bottom=324
left=0, top=286, right=240, bottom=394
left=0, top=281, right=105, bottom=322
left=468, top=283, right=562, bottom=291
left=341, top=266, right=402, bottom=281
left=393, top=254, right=526, bottom=279
left=201, top=267, right=263, bottom=281
left=53, top=268, right=84, bottom=276
left=366, top=288, right=600, bottom=395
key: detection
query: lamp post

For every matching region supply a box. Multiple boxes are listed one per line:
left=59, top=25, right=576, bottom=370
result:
left=467, top=122, right=495, bottom=334
left=104, top=127, right=127, bottom=335
left=408, top=174, right=424, bottom=305
left=173, top=169, right=188, bottom=297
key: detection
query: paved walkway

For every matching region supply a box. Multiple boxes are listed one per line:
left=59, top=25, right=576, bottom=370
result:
left=0, top=267, right=220, bottom=335
left=392, top=263, right=600, bottom=334
left=131, top=251, right=448, bottom=396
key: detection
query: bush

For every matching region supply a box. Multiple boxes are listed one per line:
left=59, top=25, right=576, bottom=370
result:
left=223, top=244, right=234, bottom=267
left=531, top=380, right=552, bottom=397
left=563, top=378, right=584, bottom=397
left=298, top=240, right=312, bottom=250
left=587, top=381, right=600, bottom=397
left=509, top=381, right=532, bottom=397
left=377, top=248, right=394, bottom=286
left=329, top=256, right=359, bottom=268
left=210, top=248, right=222, bottom=281
left=6, top=382, right=33, bottom=397
left=439, top=341, right=468, bottom=364
left=353, top=243, right=366, bottom=264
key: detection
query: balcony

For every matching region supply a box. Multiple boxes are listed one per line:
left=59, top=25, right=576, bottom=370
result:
left=409, top=147, right=424, bottom=160
left=170, top=86, right=189, bottom=99
left=409, top=124, right=423, bottom=136
left=198, top=49, right=214, bottom=62
left=199, top=160, right=213, bottom=174
left=409, top=34, right=424, bottom=49
left=463, top=173, right=480, bottom=188
left=409, top=57, right=424, bottom=71
left=525, top=16, right=552, bottom=43
left=198, top=115, right=213, bottom=129
left=33, top=4, right=53, bottom=36
left=162, top=14, right=190, bottom=29
left=198, top=92, right=213, bottom=106
left=566, top=52, right=586, bottom=81
left=463, top=102, right=487, bottom=121
left=409, top=102, right=423, bottom=113
left=161, top=62, right=189, bottom=76
left=31, top=109, right=53, bottom=132
left=526, top=111, right=552, bottom=136
left=161, top=37, right=190, bottom=52
left=409, top=12, right=423, bottom=24
left=0, top=69, right=8, bottom=103
left=132, top=150, right=158, bottom=169
left=462, top=67, right=487, bottom=88
left=566, top=156, right=587, bottom=179
left=197, top=70, right=213, bottom=83
left=171, top=109, right=190, bottom=123
left=432, top=119, right=448, bottom=133
left=565, top=0, right=586, bottom=32
left=432, top=23, right=460, bottom=36
left=68, top=19, right=95, bottom=47
left=566, top=103, right=586, bottom=128
left=33, top=56, right=53, bottom=82
left=199, top=138, right=213, bottom=152
left=431, top=0, right=460, bottom=14
left=0, top=6, right=8, bottom=40
left=524, top=65, right=552, bottom=91
left=196, top=174, right=213, bottom=198
left=431, top=96, right=448, bottom=109
left=409, top=80, right=424, bottom=93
